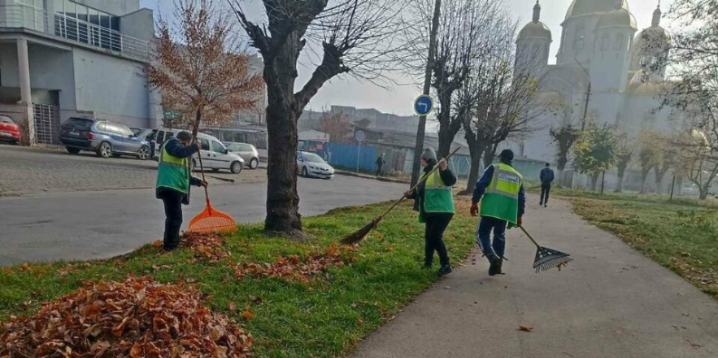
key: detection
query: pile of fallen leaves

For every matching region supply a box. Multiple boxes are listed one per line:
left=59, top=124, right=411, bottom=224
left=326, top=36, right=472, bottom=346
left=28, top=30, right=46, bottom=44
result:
left=233, top=244, right=357, bottom=283
left=0, top=276, right=252, bottom=358
left=181, top=232, right=232, bottom=263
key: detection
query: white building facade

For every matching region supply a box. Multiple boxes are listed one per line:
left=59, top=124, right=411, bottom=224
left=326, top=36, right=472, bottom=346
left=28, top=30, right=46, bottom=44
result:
left=0, top=0, right=161, bottom=144
left=514, top=0, right=675, bottom=173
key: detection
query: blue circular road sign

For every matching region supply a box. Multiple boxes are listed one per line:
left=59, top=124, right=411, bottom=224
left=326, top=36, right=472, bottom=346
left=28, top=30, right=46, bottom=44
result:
left=414, top=95, right=434, bottom=116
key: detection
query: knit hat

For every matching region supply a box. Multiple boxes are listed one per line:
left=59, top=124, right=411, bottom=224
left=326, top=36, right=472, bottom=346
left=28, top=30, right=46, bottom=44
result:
left=421, top=147, right=437, bottom=162
left=499, top=149, right=514, bottom=163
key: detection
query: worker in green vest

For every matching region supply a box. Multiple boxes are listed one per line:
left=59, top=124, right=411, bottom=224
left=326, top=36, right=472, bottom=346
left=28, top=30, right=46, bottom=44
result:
left=156, top=131, right=207, bottom=251
left=405, top=147, right=457, bottom=276
left=470, top=149, right=526, bottom=276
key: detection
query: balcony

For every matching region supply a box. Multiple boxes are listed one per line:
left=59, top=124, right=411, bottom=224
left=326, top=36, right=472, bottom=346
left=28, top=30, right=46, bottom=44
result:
left=0, top=5, right=149, bottom=61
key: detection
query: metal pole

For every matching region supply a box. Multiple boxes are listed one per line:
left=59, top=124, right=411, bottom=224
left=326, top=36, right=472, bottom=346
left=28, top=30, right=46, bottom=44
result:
left=356, top=142, right=361, bottom=173
left=600, top=171, right=605, bottom=195
left=574, top=58, right=591, bottom=131
left=411, top=0, right=442, bottom=187
left=670, top=175, right=676, bottom=201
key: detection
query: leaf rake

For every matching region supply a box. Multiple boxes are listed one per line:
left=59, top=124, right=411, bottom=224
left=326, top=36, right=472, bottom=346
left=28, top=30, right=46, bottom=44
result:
left=520, top=226, right=573, bottom=273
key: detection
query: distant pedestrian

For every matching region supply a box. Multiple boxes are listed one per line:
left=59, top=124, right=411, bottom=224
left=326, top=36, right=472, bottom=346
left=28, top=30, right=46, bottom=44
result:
left=470, top=149, right=526, bottom=276
left=376, top=152, right=386, bottom=176
left=405, top=148, right=456, bottom=276
left=539, top=163, right=555, bottom=207
left=156, top=131, right=207, bottom=252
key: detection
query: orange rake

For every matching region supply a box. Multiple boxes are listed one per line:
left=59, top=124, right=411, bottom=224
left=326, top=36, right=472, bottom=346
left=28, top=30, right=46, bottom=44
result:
left=188, top=134, right=237, bottom=234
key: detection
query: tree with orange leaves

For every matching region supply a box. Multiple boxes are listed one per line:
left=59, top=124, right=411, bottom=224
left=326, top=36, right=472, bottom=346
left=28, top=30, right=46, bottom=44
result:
left=146, top=0, right=264, bottom=134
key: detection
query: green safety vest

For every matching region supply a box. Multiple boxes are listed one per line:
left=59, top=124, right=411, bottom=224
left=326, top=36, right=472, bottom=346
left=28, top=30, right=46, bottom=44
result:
left=418, top=170, right=455, bottom=223
left=156, top=142, right=190, bottom=194
left=480, top=163, right=523, bottom=224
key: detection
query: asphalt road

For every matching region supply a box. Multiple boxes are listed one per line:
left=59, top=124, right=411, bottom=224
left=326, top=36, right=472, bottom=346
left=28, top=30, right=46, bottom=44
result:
left=0, top=176, right=405, bottom=266
left=351, top=197, right=718, bottom=358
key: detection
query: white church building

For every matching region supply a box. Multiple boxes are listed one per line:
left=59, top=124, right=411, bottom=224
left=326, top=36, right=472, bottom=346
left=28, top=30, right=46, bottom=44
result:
left=511, top=0, right=678, bottom=189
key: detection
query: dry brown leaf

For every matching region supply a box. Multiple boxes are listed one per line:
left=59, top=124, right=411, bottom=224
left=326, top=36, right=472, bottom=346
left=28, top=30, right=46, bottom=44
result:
left=242, top=311, right=254, bottom=320
left=519, top=325, right=533, bottom=332
left=0, top=276, right=252, bottom=357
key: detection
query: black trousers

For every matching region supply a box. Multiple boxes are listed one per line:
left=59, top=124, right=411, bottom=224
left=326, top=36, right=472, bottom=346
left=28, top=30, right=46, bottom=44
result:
left=540, top=184, right=551, bottom=205
left=159, top=190, right=184, bottom=250
left=424, top=214, right=453, bottom=267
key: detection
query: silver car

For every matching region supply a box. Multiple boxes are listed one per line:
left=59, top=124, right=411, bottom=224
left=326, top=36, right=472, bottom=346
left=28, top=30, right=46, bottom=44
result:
left=224, top=142, right=260, bottom=169
left=297, top=151, right=334, bottom=179
left=60, top=118, right=151, bottom=160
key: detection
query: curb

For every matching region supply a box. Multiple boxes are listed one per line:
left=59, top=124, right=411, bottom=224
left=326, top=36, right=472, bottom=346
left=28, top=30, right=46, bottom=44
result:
left=334, top=170, right=410, bottom=184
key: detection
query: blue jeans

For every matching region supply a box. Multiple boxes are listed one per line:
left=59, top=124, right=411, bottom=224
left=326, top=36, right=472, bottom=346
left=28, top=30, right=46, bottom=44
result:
left=476, top=216, right=507, bottom=258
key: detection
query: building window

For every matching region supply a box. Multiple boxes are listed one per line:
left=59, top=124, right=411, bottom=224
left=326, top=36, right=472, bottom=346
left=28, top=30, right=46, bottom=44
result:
left=600, top=34, right=610, bottom=51
left=614, top=33, right=626, bottom=52
left=574, top=23, right=585, bottom=50
left=54, top=0, right=120, bottom=51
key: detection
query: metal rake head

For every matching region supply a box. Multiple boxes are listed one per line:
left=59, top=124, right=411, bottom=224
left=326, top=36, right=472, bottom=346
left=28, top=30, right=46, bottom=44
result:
left=533, top=246, right=574, bottom=273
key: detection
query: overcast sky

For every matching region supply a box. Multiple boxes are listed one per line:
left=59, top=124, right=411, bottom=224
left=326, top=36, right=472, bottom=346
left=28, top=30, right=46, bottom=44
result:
left=139, top=0, right=677, bottom=116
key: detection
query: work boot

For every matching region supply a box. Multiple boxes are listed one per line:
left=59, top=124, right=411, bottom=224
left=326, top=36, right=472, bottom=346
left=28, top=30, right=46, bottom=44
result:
left=437, top=265, right=452, bottom=276
left=486, top=253, right=502, bottom=276
left=496, top=258, right=504, bottom=275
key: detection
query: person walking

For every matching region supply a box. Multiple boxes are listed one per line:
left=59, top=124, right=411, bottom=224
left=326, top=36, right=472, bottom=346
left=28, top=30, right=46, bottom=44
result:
left=405, top=148, right=457, bottom=276
left=470, top=149, right=526, bottom=276
left=539, top=163, right=555, bottom=207
left=156, top=131, right=207, bottom=252
left=376, top=153, right=386, bottom=177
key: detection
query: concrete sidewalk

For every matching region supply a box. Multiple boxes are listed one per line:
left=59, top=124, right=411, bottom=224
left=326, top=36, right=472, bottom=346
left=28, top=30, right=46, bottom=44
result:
left=351, top=196, right=718, bottom=358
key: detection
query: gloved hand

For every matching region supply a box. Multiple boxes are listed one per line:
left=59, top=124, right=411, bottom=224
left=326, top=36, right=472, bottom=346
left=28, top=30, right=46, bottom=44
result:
left=470, top=203, right=479, bottom=217
left=517, top=216, right=523, bottom=227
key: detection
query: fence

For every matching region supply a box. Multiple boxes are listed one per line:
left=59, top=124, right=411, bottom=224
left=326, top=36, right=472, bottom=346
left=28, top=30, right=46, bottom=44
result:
left=33, top=104, right=61, bottom=145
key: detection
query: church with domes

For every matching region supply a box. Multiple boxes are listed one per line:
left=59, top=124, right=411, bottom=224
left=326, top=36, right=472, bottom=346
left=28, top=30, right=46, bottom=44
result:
left=513, top=0, right=678, bottom=182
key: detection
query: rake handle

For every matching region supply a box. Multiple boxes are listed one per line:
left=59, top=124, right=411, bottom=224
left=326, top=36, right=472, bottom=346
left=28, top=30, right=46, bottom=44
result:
left=376, top=146, right=463, bottom=221
left=519, top=226, right=541, bottom=249
left=192, top=124, right=211, bottom=215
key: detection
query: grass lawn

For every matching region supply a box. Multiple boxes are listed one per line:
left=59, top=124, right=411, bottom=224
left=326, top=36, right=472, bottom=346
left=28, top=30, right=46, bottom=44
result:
left=554, top=188, right=718, bottom=299
left=0, top=199, right=477, bottom=358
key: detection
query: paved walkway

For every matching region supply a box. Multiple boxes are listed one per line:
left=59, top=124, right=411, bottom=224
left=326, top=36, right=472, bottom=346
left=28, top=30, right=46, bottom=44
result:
left=352, top=197, right=718, bottom=358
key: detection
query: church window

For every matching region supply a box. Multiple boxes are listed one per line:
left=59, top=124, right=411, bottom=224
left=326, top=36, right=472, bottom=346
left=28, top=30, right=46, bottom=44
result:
left=614, top=34, right=626, bottom=51
left=574, top=23, right=585, bottom=50
left=601, top=34, right=610, bottom=51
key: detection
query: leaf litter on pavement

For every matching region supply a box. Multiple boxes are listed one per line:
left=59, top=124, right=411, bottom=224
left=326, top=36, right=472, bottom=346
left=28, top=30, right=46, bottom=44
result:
left=0, top=276, right=252, bottom=358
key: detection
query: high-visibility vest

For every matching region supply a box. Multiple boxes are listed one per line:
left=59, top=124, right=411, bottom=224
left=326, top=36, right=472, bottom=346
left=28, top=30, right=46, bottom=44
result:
left=156, top=141, right=190, bottom=194
left=418, top=170, right=455, bottom=222
left=480, top=163, right=522, bottom=224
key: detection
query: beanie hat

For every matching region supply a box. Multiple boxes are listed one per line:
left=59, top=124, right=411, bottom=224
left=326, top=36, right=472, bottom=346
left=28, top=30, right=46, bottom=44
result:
left=421, top=147, right=437, bottom=162
left=499, top=149, right=514, bottom=162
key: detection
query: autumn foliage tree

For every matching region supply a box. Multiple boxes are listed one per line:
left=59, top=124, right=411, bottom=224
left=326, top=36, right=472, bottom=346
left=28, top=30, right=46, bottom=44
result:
left=572, top=125, right=617, bottom=191
left=319, top=112, right=352, bottom=144
left=147, top=0, right=264, bottom=134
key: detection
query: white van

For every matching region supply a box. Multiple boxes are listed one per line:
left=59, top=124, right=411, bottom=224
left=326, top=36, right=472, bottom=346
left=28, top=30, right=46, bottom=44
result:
left=153, top=128, right=245, bottom=174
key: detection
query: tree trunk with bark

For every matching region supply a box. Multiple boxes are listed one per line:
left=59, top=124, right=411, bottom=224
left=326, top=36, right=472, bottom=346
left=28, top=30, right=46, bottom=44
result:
left=591, top=173, right=600, bottom=192
left=615, top=165, right=627, bottom=193
left=463, top=132, right=484, bottom=193
left=639, top=170, right=651, bottom=194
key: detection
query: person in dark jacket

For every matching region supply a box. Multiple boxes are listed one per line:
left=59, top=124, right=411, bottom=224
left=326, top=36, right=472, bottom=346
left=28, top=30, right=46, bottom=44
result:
left=156, top=131, right=207, bottom=251
left=376, top=153, right=386, bottom=176
left=405, top=148, right=457, bottom=276
left=470, top=149, right=526, bottom=276
left=539, top=163, right=555, bottom=207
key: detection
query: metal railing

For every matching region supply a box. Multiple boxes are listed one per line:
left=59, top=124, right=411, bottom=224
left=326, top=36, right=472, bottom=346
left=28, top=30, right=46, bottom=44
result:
left=33, top=104, right=61, bottom=145
left=0, top=5, right=149, bottom=61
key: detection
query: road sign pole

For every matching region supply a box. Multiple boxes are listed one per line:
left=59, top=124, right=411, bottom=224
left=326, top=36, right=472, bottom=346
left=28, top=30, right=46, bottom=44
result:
left=356, top=142, right=361, bottom=173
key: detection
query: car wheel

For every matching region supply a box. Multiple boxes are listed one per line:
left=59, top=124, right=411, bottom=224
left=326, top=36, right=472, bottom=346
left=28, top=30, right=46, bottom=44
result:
left=97, top=142, right=112, bottom=158
left=137, top=146, right=150, bottom=160
left=302, top=167, right=309, bottom=178
left=66, top=147, right=80, bottom=154
left=230, top=161, right=243, bottom=174
left=250, top=158, right=259, bottom=169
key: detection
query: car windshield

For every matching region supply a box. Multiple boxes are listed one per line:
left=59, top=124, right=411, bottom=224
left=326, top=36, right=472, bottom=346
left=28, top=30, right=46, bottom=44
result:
left=63, top=118, right=93, bottom=130
left=303, top=153, right=325, bottom=163
left=0, top=115, right=13, bottom=123
left=114, top=124, right=135, bottom=136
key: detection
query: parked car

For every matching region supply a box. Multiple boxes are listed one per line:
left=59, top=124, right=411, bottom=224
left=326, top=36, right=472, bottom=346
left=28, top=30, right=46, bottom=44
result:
left=59, top=118, right=151, bottom=160
left=297, top=151, right=335, bottom=179
left=224, top=142, right=260, bottom=169
left=153, top=128, right=245, bottom=174
left=132, top=128, right=158, bottom=159
left=0, top=115, right=21, bottom=144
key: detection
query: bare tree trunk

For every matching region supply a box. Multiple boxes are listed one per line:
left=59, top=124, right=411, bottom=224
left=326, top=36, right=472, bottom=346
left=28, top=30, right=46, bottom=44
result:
left=639, top=171, right=650, bottom=194
left=654, top=168, right=664, bottom=195
left=557, top=169, right=565, bottom=188
left=464, top=139, right=484, bottom=193
left=263, top=35, right=303, bottom=235
left=591, top=173, right=599, bottom=192
left=615, top=166, right=627, bottom=193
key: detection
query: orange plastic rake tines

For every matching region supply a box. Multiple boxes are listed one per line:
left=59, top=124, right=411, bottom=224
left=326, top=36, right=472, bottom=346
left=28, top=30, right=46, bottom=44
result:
left=188, top=132, right=237, bottom=234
